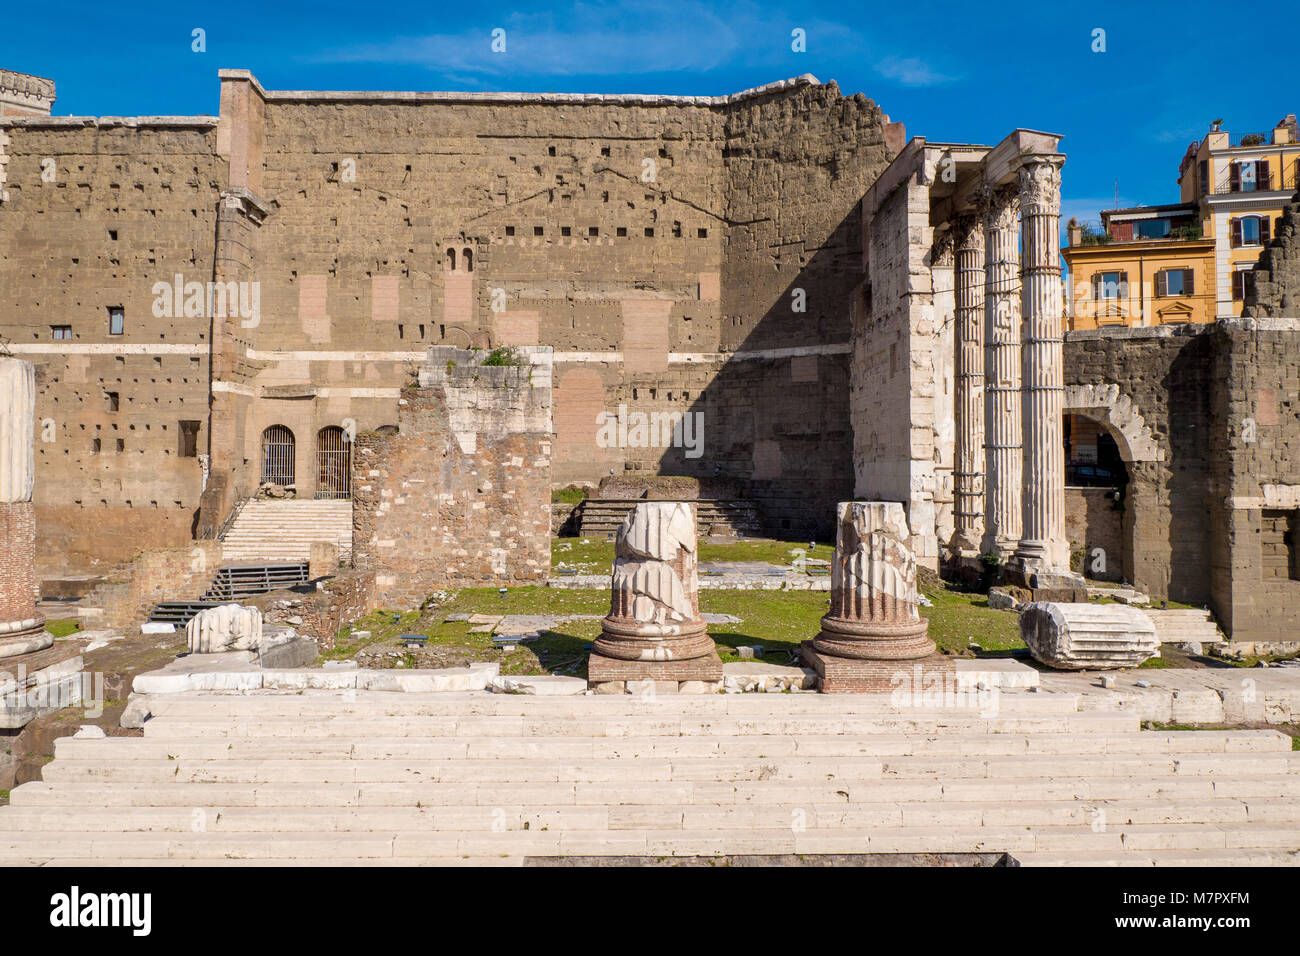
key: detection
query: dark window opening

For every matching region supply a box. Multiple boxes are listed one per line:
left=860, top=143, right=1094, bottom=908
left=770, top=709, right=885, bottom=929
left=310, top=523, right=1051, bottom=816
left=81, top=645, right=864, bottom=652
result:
left=179, top=420, right=200, bottom=458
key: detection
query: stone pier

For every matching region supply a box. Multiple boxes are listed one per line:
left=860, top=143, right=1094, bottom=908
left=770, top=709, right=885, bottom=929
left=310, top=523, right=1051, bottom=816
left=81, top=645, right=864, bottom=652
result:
left=801, top=501, right=952, bottom=693
left=1, top=357, right=84, bottom=731
left=0, top=357, right=43, bottom=650
left=587, top=501, right=722, bottom=693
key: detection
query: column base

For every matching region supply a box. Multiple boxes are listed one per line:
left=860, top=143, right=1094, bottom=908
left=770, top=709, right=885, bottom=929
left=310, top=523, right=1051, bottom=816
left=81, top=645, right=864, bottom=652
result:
left=800, top=641, right=955, bottom=694
left=812, top=614, right=935, bottom=661
left=587, top=648, right=723, bottom=693
left=592, top=617, right=714, bottom=662
left=1002, top=564, right=1087, bottom=603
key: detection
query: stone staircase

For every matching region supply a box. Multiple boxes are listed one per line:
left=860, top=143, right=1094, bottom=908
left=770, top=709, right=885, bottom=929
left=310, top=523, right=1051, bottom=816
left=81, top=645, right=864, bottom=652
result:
left=576, top=499, right=762, bottom=537
left=1143, top=608, right=1224, bottom=646
left=219, top=500, right=352, bottom=564
left=1, top=691, right=1297, bottom=865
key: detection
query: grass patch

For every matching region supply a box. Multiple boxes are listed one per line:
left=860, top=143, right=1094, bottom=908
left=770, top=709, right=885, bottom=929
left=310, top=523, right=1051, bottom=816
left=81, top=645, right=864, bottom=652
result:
left=1138, top=655, right=1174, bottom=668
left=552, top=486, right=588, bottom=505
left=43, top=618, right=82, bottom=639
left=552, top=536, right=834, bottom=573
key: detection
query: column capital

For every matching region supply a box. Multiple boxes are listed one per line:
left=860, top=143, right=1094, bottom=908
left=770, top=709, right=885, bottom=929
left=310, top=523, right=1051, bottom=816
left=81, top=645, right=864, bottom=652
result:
left=931, top=230, right=955, bottom=268
left=1017, top=156, right=1063, bottom=217
left=952, top=213, right=984, bottom=253
left=982, top=182, right=1019, bottom=233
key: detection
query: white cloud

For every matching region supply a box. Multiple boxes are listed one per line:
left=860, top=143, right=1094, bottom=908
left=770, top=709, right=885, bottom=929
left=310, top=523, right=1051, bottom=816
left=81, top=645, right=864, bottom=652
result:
left=874, top=56, right=957, bottom=88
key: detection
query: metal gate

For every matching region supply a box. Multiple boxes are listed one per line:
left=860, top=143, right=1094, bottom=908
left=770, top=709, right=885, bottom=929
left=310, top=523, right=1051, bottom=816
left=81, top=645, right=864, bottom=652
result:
left=260, top=425, right=295, bottom=487
left=316, top=426, right=352, bottom=499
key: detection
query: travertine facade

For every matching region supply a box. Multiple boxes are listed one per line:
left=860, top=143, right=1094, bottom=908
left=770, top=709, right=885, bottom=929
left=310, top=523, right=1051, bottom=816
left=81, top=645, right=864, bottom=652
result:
left=0, top=69, right=903, bottom=570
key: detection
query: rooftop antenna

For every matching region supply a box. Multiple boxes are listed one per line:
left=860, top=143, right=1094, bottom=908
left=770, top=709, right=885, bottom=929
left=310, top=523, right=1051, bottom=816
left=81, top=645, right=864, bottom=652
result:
left=1113, top=180, right=1119, bottom=210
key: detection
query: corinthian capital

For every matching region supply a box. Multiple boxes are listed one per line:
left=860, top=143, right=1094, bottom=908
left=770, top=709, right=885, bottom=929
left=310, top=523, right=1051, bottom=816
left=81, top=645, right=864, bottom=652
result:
left=952, top=213, right=984, bottom=254
left=1018, top=157, right=1062, bottom=216
left=981, top=183, right=1019, bottom=234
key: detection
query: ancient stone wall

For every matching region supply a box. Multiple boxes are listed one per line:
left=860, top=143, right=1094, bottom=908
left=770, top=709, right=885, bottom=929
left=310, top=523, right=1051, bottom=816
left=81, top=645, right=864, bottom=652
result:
left=1063, top=325, right=1214, bottom=603
left=1245, top=195, right=1300, bottom=318
left=0, top=117, right=223, bottom=571
left=1207, top=319, right=1300, bottom=641
left=351, top=348, right=552, bottom=610
left=1, top=72, right=897, bottom=565
left=86, top=540, right=223, bottom=626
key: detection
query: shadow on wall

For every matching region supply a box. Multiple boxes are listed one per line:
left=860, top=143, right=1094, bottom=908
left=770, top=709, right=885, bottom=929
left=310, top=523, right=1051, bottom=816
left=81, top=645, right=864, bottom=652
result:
left=641, top=86, right=894, bottom=540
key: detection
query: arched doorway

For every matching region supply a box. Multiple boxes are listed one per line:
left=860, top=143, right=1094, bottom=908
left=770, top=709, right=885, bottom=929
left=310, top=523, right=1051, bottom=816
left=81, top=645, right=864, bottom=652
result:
left=260, top=425, right=296, bottom=487
left=316, top=426, right=352, bottom=499
left=1064, top=413, right=1129, bottom=582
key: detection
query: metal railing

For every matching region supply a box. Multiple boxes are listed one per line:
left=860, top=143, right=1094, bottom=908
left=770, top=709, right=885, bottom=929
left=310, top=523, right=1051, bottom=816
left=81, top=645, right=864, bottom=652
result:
left=1210, top=163, right=1300, bottom=196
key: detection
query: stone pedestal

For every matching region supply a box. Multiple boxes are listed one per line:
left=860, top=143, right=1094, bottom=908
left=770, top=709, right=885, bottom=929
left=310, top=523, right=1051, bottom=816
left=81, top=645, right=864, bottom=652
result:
left=1020, top=602, right=1158, bottom=670
left=588, top=501, right=720, bottom=691
left=809, top=502, right=939, bottom=692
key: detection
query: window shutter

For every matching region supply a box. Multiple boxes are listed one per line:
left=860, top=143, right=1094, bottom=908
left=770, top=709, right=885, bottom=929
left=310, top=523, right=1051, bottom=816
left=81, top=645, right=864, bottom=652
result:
left=1185, top=269, right=1194, bottom=296
left=1232, top=271, right=1244, bottom=300
left=1262, top=217, right=1272, bottom=243
left=1258, top=160, right=1270, bottom=189
left=1155, top=271, right=1167, bottom=297
left=1232, top=218, right=1242, bottom=247
left=1119, top=271, right=1129, bottom=303
left=1200, top=160, right=1208, bottom=195
left=1230, top=163, right=1241, bottom=191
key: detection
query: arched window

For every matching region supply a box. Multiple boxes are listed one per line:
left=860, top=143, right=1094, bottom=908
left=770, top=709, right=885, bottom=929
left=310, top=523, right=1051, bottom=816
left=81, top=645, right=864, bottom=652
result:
left=463, top=248, right=473, bottom=271
left=260, top=425, right=295, bottom=487
left=316, top=426, right=352, bottom=499
left=446, top=248, right=456, bottom=271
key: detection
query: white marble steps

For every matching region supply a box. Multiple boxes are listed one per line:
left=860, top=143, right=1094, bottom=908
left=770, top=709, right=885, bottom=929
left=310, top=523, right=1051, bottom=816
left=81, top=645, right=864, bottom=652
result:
left=1143, top=608, right=1224, bottom=645
left=219, top=499, right=353, bottom=563
left=2, top=824, right=1299, bottom=862
left=3, top=691, right=1298, bottom=865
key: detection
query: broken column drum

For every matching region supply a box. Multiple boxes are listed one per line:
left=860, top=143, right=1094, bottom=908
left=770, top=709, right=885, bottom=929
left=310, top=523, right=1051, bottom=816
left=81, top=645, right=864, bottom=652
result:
left=0, top=357, right=45, bottom=651
left=593, top=501, right=713, bottom=662
left=1019, top=602, right=1159, bottom=670
left=813, top=501, right=935, bottom=660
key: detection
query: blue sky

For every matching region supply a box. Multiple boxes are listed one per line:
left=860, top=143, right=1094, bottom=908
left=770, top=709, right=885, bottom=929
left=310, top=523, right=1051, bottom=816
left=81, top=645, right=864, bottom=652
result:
left=2, top=0, right=1294, bottom=229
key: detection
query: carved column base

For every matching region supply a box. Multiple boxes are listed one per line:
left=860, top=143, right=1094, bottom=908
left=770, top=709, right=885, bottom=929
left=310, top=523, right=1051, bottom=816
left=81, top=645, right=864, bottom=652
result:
left=592, top=617, right=713, bottom=662
left=812, top=613, right=935, bottom=661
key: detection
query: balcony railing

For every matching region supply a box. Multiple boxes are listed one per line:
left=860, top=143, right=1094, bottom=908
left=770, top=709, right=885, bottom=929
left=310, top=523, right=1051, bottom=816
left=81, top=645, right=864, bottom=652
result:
left=1074, top=220, right=1204, bottom=245
left=1210, top=164, right=1299, bottom=196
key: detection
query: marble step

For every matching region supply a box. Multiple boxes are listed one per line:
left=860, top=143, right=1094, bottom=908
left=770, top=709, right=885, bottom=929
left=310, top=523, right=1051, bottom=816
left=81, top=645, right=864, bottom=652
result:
left=54, top=729, right=1293, bottom=761
left=1, top=823, right=1297, bottom=861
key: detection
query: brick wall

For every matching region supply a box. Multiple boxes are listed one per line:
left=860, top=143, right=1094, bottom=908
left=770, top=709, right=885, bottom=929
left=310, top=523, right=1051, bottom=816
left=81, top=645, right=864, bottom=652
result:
left=352, top=349, right=551, bottom=610
left=1064, top=487, right=1123, bottom=582
left=0, top=501, right=39, bottom=627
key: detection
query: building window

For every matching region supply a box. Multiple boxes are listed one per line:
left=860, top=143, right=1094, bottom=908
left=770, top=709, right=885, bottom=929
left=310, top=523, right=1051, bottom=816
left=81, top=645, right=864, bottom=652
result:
left=1155, top=269, right=1194, bottom=297
left=1232, top=215, right=1270, bottom=247
left=108, top=307, right=124, bottom=335
left=178, top=420, right=200, bottom=458
left=105, top=391, right=119, bottom=412
left=1232, top=269, right=1256, bottom=301
left=1231, top=160, right=1270, bottom=193
left=51, top=325, right=72, bottom=340
left=1135, top=219, right=1171, bottom=239
left=504, top=226, right=515, bottom=237
left=1199, top=159, right=1208, bottom=197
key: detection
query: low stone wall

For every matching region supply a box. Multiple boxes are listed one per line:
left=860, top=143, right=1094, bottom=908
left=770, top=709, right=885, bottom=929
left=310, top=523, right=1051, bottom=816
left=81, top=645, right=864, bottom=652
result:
left=86, top=541, right=222, bottom=627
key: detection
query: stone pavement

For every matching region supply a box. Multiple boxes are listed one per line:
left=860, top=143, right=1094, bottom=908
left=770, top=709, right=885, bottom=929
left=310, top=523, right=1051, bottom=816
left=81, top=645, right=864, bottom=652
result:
left=1, top=688, right=1296, bottom=866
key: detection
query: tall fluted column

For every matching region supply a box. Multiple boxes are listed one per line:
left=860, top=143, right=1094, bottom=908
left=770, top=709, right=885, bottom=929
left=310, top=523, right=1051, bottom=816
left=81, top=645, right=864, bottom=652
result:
left=0, top=357, right=45, bottom=650
left=980, top=184, right=1023, bottom=557
left=952, top=213, right=985, bottom=553
left=1015, top=157, right=1069, bottom=571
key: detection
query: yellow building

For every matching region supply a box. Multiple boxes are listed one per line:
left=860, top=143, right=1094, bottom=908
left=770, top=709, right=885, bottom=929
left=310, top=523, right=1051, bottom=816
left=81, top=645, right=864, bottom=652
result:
left=1064, top=113, right=1299, bottom=328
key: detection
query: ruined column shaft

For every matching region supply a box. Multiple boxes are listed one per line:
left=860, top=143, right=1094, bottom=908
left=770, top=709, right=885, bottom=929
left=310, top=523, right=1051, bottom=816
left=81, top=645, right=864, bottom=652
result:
left=981, top=185, right=1022, bottom=557
left=1016, top=158, right=1068, bottom=570
left=813, top=501, right=933, bottom=660
left=0, top=357, right=44, bottom=644
left=952, top=215, right=985, bottom=553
